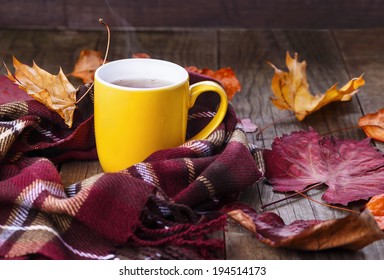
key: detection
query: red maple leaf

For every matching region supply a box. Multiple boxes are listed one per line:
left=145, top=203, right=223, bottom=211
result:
left=263, top=129, right=384, bottom=205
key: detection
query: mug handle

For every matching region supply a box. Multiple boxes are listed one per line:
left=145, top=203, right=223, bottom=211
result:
left=187, top=81, right=228, bottom=141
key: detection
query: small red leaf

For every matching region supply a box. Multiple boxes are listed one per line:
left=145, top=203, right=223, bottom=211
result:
left=263, top=129, right=384, bottom=205
left=241, top=118, right=258, bottom=133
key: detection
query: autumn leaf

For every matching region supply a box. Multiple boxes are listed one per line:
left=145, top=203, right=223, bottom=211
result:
left=225, top=203, right=384, bottom=251
left=263, top=129, right=384, bottom=205
left=132, top=52, right=151, bottom=58
left=227, top=208, right=256, bottom=233
left=240, top=118, right=258, bottom=133
left=366, top=194, right=384, bottom=230
left=358, top=108, right=384, bottom=142
left=186, top=66, right=241, bottom=100
left=69, top=49, right=149, bottom=84
left=69, top=49, right=104, bottom=84
left=5, top=56, right=77, bottom=127
left=268, top=52, right=365, bottom=121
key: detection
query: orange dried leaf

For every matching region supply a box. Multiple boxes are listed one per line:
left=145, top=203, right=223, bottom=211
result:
left=366, top=194, right=384, bottom=230
left=69, top=49, right=104, bottom=84
left=358, top=108, right=384, bottom=142
left=5, top=56, right=77, bottom=127
left=268, top=52, right=365, bottom=120
left=227, top=209, right=256, bottom=233
left=186, top=66, right=241, bottom=100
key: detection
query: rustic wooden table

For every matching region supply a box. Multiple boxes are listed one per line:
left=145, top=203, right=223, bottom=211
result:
left=1, top=28, right=384, bottom=259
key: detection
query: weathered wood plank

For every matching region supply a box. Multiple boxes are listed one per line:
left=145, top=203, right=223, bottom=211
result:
left=333, top=29, right=384, bottom=259
left=334, top=28, right=384, bottom=152
left=1, top=29, right=103, bottom=92
left=98, top=30, right=219, bottom=68
left=220, top=29, right=383, bottom=259
left=59, top=161, right=102, bottom=187
left=1, top=30, right=102, bottom=73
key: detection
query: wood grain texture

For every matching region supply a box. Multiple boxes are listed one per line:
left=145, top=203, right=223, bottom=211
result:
left=219, top=29, right=384, bottom=259
left=60, top=161, right=102, bottom=187
left=2, top=0, right=384, bottom=30
left=334, top=28, right=384, bottom=151
left=1, top=28, right=383, bottom=259
left=1, top=30, right=102, bottom=78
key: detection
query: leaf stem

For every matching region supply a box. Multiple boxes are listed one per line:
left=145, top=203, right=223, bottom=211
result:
left=261, top=182, right=323, bottom=210
left=76, top=18, right=110, bottom=105
left=255, top=115, right=360, bottom=140
left=295, top=190, right=359, bottom=214
left=98, top=18, right=110, bottom=65
left=75, top=83, right=94, bottom=105
left=320, top=125, right=360, bottom=136
left=255, top=112, right=293, bottom=139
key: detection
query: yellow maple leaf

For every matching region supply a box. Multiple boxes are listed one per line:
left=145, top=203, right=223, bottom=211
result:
left=268, top=52, right=365, bottom=121
left=5, top=56, right=77, bottom=127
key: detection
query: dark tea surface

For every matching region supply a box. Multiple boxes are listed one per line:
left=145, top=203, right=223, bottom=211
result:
left=111, top=78, right=173, bottom=88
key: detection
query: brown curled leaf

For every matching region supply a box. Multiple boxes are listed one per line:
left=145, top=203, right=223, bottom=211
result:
left=224, top=203, right=384, bottom=251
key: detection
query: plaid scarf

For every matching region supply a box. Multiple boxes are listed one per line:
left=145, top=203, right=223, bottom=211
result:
left=0, top=73, right=264, bottom=260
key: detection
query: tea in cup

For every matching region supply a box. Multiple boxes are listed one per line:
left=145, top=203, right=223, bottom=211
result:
left=94, top=58, right=228, bottom=172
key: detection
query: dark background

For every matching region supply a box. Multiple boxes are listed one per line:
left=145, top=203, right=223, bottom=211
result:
left=1, top=0, right=384, bottom=30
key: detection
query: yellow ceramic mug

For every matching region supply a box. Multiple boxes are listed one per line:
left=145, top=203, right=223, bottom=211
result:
left=94, top=58, right=228, bottom=172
